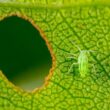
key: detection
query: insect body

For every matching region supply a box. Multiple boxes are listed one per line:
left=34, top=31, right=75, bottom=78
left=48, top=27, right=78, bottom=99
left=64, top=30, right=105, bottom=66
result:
left=67, top=41, right=92, bottom=77
left=78, top=50, right=89, bottom=77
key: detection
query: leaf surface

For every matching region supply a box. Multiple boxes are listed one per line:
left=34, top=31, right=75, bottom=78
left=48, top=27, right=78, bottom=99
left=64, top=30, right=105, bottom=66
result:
left=0, top=0, right=110, bottom=109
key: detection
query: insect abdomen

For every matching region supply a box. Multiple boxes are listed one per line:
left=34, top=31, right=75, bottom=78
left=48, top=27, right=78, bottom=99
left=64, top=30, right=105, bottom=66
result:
left=78, top=51, right=88, bottom=77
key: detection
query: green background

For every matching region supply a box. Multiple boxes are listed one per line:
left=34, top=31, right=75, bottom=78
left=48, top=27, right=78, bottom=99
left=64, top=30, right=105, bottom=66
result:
left=0, top=0, right=110, bottom=110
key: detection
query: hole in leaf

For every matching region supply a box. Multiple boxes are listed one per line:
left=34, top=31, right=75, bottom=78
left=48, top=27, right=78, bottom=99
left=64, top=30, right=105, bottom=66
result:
left=0, top=16, right=52, bottom=91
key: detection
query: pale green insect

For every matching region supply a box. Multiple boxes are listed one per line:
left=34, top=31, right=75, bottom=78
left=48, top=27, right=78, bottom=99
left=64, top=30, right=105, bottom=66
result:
left=67, top=41, right=93, bottom=77
left=78, top=50, right=89, bottom=77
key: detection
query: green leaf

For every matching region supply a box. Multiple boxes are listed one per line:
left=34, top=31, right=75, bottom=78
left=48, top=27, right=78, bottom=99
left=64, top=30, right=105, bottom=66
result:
left=0, top=0, right=110, bottom=109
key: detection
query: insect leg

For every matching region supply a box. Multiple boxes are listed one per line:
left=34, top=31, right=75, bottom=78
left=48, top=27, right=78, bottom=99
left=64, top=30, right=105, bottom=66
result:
left=66, top=52, right=77, bottom=56
left=67, top=55, right=77, bottom=59
left=87, top=50, right=96, bottom=53
left=66, top=52, right=77, bottom=59
left=67, top=62, right=78, bottom=74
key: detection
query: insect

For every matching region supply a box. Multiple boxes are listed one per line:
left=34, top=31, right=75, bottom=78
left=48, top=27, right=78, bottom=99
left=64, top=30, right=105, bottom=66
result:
left=67, top=41, right=94, bottom=77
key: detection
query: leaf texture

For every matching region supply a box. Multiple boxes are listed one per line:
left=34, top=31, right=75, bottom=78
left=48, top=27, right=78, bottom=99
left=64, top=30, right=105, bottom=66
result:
left=0, top=0, right=110, bottom=110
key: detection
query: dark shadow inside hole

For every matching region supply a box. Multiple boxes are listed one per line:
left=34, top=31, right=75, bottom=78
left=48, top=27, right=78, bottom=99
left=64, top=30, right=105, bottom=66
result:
left=0, top=16, right=52, bottom=91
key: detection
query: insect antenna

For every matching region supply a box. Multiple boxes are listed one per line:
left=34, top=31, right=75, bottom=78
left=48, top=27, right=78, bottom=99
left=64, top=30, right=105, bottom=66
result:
left=71, top=41, right=81, bottom=52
